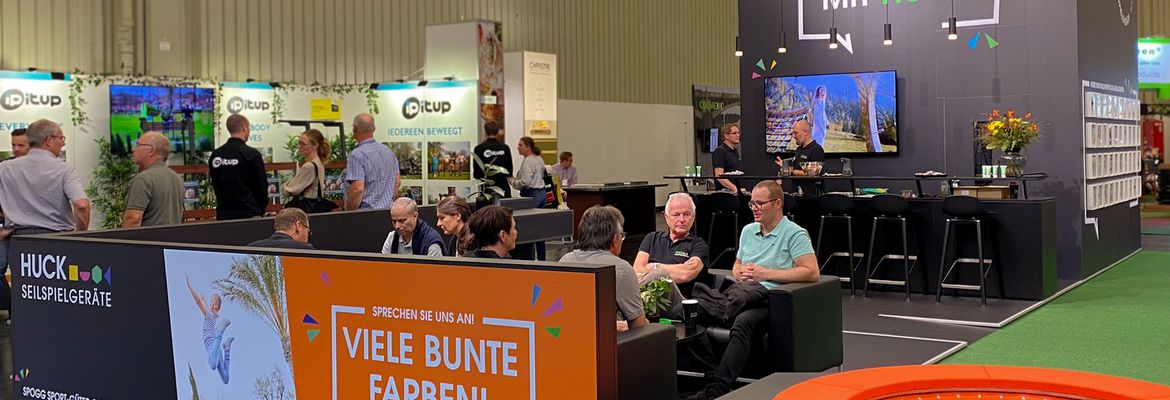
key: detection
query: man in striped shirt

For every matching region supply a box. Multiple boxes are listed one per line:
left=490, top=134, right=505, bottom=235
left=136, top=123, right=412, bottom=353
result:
left=345, top=113, right=400, bottom=210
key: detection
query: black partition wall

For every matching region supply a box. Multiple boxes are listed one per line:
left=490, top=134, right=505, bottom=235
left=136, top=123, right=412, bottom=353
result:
left=737, top=0, right=1139, bottom=280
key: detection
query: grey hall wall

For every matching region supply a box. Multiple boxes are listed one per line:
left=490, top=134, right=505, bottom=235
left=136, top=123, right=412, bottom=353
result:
left=736, top=0, right=1139, bottom=280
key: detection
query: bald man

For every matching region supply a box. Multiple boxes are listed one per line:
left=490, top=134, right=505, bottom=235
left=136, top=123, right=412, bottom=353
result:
left=778, top=120, right=824, bottom=195
left=124, top=131, right=184, bottom=227
left=345, top=113, right=400, bottom=210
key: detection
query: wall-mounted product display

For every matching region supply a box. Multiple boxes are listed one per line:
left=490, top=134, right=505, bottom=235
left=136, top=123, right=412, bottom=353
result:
left=1083, top=92, right=1140, bottom=120
left=764, top=70, right=897, bottom=155
left=1082, top=81, right=1141, bottom=213
left=1083, top=122, right=1140, bottom=148
left=1085, top=150, right=1141, bottom=179
left=1087, top=176, right=1141, bottom=211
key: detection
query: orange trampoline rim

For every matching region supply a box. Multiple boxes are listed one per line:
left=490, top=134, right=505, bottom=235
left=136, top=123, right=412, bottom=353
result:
left=774, top=365, right=1170, bottom=400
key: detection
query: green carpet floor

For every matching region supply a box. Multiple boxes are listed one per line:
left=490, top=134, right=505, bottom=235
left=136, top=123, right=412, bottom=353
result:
left=942, top=251, right=1170, bottom=385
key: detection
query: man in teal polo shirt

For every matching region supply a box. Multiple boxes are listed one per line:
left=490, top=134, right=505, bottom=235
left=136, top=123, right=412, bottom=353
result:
left=689, top=180, right=818, bottom=400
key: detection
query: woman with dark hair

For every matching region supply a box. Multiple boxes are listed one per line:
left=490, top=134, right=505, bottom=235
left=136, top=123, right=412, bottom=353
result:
left=513, top=136, right=548, bottom=260
left=465, top=205, right=516, bottom=258
left=282, top=129, right=331, bottom=199
left=436, top=195, right=473, bottom=257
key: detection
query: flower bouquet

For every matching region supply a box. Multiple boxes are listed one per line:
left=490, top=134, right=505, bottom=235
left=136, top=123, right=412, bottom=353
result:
left=979, top=109, right=1040, bottom=176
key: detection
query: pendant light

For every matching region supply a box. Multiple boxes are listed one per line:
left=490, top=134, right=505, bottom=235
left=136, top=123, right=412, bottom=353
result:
left=883, top=0, right=893, bottom=46
left=778, top=0, right=788, bottom=53
left=735, top=36, right=744, bottom=57
left=947, top=0, right=958, bottom=40
left=829, top=7, right=838, bottom=49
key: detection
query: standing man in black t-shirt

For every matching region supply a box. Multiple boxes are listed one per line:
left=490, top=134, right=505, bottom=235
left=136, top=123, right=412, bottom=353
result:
left=473, top=121, right=514, bottom=198
left=784, top=120, right=825, bottom=195
left=210, top=114, right=268, bottom=220
left=711, top=123, right=744, bottom=192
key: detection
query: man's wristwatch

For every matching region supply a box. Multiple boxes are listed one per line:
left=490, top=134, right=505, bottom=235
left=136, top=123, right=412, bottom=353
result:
left=651, top=262, right=661, bottom=271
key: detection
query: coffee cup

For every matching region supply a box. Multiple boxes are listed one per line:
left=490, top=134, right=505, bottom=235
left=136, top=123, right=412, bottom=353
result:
left=681, top=299, right=699, bottom=329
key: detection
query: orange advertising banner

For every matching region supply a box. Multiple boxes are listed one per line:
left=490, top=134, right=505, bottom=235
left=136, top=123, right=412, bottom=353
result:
left=282, top=256, right=601, bottom=400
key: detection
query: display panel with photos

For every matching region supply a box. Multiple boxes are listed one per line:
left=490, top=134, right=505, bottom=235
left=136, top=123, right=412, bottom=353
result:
left=764, top=70, right=897, bottom=154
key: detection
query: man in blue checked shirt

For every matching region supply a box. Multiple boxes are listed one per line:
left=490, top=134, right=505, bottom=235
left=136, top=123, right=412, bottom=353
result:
left=345, top=113, right=400, bottom=210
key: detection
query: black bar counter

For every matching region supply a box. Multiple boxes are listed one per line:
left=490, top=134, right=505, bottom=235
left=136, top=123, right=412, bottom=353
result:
left=689, top=192, right=1057, bottom=301
left=666, top=174, right=1047, bottom=199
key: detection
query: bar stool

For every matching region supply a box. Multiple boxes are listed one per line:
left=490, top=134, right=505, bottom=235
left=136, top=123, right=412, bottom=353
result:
left=937, top=195, right=1005, bottom=305
left=705, top=192, right=741, bottom=269
left=816, top=193, right=862, bottom=294
left=863, top=194, right=927, bottom=299
left=783, top=193, right=798, bottom=224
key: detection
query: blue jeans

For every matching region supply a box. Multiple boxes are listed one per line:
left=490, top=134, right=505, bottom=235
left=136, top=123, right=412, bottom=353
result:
left=206, top=323, right=232, bottom=384
left=520, top=188, right=548, bottom=261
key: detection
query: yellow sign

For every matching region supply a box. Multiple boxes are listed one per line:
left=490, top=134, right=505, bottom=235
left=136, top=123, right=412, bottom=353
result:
left=310, top=98, right=341, bottom=120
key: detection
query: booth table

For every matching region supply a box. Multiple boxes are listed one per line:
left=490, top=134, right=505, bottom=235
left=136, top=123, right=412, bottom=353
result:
left=665, top=175, right=1046, bottom=199
left=565, top=183, right=668, bottom=238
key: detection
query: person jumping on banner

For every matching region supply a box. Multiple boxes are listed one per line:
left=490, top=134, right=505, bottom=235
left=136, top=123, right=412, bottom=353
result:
left=187, top=276, right=235, bottom=384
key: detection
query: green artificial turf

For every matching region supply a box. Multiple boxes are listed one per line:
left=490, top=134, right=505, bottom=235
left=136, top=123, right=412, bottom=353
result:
left=1142, top=226, right=1170, bottom=236
left=943, top=251, right=1170, bottom=385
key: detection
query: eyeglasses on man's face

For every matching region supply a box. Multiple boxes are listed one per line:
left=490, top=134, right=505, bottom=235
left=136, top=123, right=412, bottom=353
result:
left=748, top=198, right=780, bottom=209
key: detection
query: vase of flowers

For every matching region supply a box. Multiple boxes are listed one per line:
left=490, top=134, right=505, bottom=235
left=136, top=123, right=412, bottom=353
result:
left=979, top=109, right=1040, bottom=177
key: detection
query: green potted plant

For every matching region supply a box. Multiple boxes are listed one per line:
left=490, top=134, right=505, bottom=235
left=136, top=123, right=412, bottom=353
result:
left=470, top=154, right=509, bottom=209
left=639, top=277, right=674, bottom=319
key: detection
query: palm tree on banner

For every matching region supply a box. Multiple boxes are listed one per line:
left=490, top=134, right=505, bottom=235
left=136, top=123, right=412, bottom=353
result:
left=213, top=254, right=292, bottom=368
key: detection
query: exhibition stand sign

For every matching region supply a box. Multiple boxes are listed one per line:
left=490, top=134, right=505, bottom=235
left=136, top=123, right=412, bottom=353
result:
left=376, top=80, right=479, bottom=205
left=11, top=239, right=612, bottom=399
left=219, top=82, right=293, bottom=162
left=0, top=71, right=72, bottom=156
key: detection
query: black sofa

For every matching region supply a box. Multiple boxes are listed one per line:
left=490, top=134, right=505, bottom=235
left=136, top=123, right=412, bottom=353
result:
left=703, top=274, right=843, bottom=378
left=617, top=323, right=677, bottom=399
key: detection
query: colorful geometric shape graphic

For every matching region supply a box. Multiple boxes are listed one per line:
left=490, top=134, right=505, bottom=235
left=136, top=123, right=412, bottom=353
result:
left=320, top=272, right=331, bottom=286
left=531, top=284, right=541, bottom=307
left=540, top=298, right=564, bottom=318
left=755, top=59, right=766, bottom=70
left=968, top=32, right=982, bottom=50
left=751, top=72, right=762, bottom=79
left=68, top=265, right=78, bottom=281
left=770, top=59, right=778, bottom=70
left=12, top=374, right=18, bottom=382
left=307, top=329, right=321, bottom=342
left=544, top=327, right=561, bottom=338
left=91, top=266, right=103, bottom=284
left=104, top=268, right=111, bottom=284
left=21, top=369, right=27, bottom=379
left=79, top=271, right=91, bottom=282
left=302, top=314, right=319, bottom=325
left=986, top=33, right=1000, bottom=49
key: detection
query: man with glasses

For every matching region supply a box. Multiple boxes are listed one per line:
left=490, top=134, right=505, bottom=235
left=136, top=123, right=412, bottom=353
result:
left=711, top=122, right=744, bottom=193
left=0, top=119, right=91, bottom=313
left=560, top=205, right=647, bottom=332
left=688, top=181, right=819, bottom=400
left=633, top=192, right=710, bottom=298
left=123, top=131, right=183, bottom=227
left=381, top=197, right=444, bottom=256
left=248, top=208, right=314, bottom=249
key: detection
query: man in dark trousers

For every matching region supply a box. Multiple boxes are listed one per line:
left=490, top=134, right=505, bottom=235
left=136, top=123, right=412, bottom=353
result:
left=711, top=123, right=743, bottom=193
left=210, top=114, right=268, bottom=220
left=473, top=121, right=513, bottom=198
left=248, top=208, right=314, bottom=250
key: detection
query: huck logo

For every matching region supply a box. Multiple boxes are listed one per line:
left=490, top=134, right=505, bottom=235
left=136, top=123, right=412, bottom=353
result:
left=402, top=97, right=452, bottom=120
left=226, top=96, right=271, bottom=115
left=1, top=89, right=63, bottom=111
left=19, top=253, right=112, bottom=285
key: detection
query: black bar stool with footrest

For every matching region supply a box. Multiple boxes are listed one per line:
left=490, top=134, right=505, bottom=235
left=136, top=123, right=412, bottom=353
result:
left=937, top=195, right=1005, bottom=305
left=816, top=193, right=863, bottom=295
left=863, top=194, right=927, bottom=299
left=705, top=191, right=742, bottom=269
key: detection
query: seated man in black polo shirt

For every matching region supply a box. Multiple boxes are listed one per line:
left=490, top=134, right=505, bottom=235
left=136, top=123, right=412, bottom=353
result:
left=633, top=192, right=710, bottom=298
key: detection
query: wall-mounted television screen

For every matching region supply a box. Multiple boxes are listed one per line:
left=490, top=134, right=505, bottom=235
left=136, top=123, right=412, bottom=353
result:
left=764, top=70, right=897, bottom=154
left=109, top=85, right=215, bottom=155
